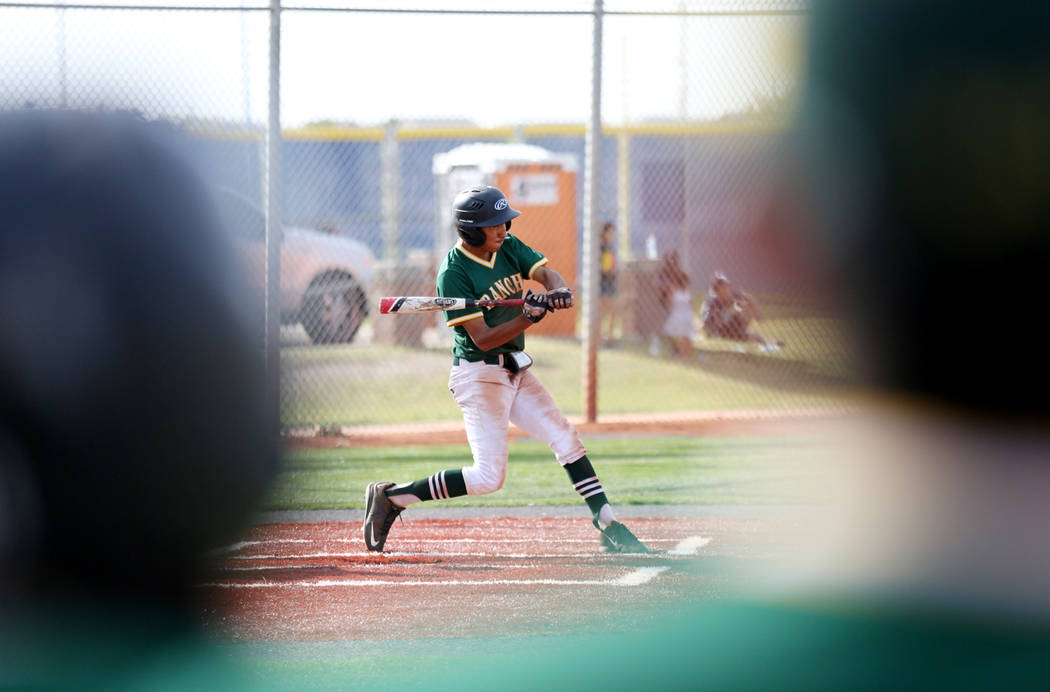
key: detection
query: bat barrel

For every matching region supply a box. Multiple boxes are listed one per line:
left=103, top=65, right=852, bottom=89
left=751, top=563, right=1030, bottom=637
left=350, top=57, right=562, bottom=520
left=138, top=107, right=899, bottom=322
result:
left=378, top=297, right=401, bottom=314
left=379, top=296, right=525, bottom=315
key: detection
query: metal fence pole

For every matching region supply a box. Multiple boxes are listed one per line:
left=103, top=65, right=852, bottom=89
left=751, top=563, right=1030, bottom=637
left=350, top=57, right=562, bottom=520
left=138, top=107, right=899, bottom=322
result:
left=617, top=35, right=632, bottom=262
left=617, top=129, right=631, bottom=262
left=264, top=0, right=282, bottom=429
left=582, top=0, right=603, bottom=423
left=381, top=118, right=401, bottom=261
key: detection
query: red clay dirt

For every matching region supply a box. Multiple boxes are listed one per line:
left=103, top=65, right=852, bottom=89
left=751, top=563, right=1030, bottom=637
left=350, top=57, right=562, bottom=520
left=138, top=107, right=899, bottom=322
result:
left=283, top=408, right=843, bottom=449
left=198, top=514, right=799, bottom=642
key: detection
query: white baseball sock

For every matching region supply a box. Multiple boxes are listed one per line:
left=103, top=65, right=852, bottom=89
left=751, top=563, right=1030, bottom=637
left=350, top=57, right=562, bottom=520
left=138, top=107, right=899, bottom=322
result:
left=596, top=503, right=617, bottom=529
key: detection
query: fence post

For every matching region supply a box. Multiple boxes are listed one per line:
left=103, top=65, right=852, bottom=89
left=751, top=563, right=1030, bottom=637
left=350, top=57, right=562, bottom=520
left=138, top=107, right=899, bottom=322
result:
left=264, top=0, right=282, bottom=431
left=381, top=118, right=401, bottom=261
left=617, top=128, right=631, bottom=262
left=582, top=0, right=603, bottom=424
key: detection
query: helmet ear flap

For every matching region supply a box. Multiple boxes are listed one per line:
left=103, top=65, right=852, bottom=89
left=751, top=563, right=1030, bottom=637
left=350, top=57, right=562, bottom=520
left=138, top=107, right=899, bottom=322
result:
left=505, top=220, right=512, bottom=232
left=457, top=225, right=485, bottom=247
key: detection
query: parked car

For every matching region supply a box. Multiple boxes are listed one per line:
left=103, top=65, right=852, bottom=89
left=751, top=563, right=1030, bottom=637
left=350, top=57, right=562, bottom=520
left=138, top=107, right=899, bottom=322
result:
left=213, top=186, right=374, bottom=344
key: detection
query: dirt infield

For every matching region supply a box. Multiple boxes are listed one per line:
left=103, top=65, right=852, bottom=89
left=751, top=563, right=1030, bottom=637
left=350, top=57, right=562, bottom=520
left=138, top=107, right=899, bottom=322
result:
left=283, top=408, right=846, bottom=449
left=199, top=512, right=796, bottom=642
left=220, top=411, right=831, bottom=645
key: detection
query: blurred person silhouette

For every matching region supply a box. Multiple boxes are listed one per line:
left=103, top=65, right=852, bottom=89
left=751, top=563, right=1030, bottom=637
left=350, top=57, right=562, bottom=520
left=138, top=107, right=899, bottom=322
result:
left=392, top=1, right=1050, bottom=689
left=700, top=271, right=783, bottom=352
left=657, top=250, right=696, bottom=360
left=598, top=221, right=619, bottom=343
left=0, top=109, right=279, bottom=689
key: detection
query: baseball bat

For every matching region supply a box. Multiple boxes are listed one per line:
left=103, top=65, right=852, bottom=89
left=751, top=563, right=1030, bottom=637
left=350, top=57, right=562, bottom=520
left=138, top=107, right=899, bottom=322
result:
left=379, top=296, right=524, bottom=314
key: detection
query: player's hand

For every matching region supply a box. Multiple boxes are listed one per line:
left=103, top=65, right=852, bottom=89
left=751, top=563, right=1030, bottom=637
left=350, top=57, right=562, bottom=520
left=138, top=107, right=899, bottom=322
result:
left=522, top=289, right=553, bottom=323
left=546, top=287, right=574, bottom=310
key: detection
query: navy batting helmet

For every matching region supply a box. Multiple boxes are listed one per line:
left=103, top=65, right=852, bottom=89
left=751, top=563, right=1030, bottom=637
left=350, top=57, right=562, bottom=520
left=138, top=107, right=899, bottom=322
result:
left=453, top=185, right=521, bottom=246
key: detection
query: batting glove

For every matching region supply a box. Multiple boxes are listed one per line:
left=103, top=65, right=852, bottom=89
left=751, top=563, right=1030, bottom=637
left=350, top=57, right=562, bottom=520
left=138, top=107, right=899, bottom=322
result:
left=546, top=287, right=574, bottom=310
left=522, top=289, right=553, bottom=323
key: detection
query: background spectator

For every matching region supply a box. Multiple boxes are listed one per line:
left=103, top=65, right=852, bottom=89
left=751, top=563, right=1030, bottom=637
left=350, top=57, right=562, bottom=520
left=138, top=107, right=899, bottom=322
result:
left=598, top=221, right=619, bottom=343
left=658, top=251, right=696, bottom=361
left=699, top=271, right=783, bottom=352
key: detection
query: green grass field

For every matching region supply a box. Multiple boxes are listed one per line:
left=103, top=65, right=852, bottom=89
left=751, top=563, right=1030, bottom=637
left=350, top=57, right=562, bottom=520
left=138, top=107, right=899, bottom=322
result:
left=280, top=316, right=858, bottom=428
left=237, top=431, right=839, bottom=687
left=265, top=434, right=832, bottom=510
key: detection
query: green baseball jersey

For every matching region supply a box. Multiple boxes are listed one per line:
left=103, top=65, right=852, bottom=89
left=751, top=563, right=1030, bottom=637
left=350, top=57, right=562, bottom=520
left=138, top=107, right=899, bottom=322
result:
left=437, top=235, right=548, bottom=361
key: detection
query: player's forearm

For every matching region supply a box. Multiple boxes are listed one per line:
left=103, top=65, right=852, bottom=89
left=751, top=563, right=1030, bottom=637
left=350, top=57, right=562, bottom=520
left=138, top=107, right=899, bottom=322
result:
left=467, top=315, right=533, bottom=352
left=534, top=266, right=568, bottom=291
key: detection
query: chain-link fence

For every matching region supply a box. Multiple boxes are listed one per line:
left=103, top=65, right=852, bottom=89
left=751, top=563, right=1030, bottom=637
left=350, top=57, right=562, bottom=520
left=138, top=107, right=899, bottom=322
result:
left=2, top=0, right=857, bottom=434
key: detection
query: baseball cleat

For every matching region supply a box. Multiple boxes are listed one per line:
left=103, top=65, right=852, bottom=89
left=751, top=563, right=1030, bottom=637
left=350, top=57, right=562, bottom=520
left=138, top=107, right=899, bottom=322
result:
left=594, top=519, right=650, bottom=554
left=363, top=481, right=402, bottom=552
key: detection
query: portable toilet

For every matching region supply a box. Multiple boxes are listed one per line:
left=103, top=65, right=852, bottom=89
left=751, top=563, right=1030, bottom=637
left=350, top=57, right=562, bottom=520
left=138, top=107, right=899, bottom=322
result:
left=433, top=143, right=578, bottom=337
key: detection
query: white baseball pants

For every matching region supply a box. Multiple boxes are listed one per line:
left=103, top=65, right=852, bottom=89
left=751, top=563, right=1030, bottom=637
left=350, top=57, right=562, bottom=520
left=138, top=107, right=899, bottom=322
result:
left=448, top=361, right=586, bottom=495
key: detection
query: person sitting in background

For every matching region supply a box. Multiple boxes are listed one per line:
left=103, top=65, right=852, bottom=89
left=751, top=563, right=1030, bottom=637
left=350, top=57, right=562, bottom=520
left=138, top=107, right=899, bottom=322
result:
left=658, top=251, right=696, bottom=361
left=700, top=271, right=782, bottom=352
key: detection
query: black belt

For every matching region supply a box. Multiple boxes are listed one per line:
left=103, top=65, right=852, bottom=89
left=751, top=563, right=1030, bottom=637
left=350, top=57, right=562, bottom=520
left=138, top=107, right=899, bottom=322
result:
left=452, top=354, right=504, bottom=366
left=453, top=351, right=533, bottom=374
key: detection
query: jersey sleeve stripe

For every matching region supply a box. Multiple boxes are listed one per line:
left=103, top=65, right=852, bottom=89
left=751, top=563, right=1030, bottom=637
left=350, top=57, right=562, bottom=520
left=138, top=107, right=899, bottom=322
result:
left=446, top=311, right=484, bottom=327
left=527, top=257, right=549, bottom=279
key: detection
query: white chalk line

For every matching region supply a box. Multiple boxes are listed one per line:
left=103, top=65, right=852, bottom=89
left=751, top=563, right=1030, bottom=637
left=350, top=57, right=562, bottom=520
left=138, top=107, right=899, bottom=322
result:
left=223, top=537, right=680, bottom=551
left=612, top=567, right=669, bottom=586
left=228, top=551, right=675, bottom=560
left=668, top=536, right=712, bottom=555
left=614, top=536, right=709, bottom=586
left=205, top=536, right=710, bottom=589
left=218, top=563, right=542, bottom=572
left=202, top=578, right=604, bottom=588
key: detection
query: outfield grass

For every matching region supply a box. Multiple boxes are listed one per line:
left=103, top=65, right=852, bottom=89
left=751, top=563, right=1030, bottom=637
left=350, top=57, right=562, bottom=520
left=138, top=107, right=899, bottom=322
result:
left=264, top=435, right=831, bottom=510
left=280, top=321, right=858, bottom=427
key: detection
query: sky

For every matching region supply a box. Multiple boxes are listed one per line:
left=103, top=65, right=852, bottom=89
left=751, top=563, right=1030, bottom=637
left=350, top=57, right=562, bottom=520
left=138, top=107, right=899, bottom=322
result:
left=1, top=1, right=801, bottom=128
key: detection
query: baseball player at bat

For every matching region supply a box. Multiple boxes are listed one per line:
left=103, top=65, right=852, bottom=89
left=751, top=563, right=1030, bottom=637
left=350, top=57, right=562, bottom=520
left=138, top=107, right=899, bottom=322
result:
left=364, top=185, right=649, bottom=553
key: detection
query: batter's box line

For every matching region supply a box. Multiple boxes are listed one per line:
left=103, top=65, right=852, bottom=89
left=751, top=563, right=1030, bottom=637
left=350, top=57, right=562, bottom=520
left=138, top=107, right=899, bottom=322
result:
left=221, top=537, right=683, bottom=551
left=201, top=564, right=681, bottom=589
left=226, top=551, right=686, bottom=560
left=202, top=537, right=709, bottom=589
left=201, top=578, right=624, bottom=588
left=202, top=571, right=671, bottom=588
left=222, top=537, right=711, bottom=562
left=215, top=562, right=567, bottom=572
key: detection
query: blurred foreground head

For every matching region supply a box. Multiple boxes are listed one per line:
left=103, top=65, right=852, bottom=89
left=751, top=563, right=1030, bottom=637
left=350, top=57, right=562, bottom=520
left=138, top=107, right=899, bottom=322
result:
left=798, top=1, right=1049, bottom=420
left=0, top=110, right=277, bottom=603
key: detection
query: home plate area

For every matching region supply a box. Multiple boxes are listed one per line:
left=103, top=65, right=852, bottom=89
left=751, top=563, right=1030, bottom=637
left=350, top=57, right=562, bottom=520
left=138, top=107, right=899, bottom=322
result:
left=200, top=515, right=780, bottom=641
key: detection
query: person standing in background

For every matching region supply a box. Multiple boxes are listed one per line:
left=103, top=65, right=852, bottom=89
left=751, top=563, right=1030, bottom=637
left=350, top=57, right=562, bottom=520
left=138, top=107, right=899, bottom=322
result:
left=598, top=221, right=619, bottom=343
left=658, top=251, right=696, bottom=361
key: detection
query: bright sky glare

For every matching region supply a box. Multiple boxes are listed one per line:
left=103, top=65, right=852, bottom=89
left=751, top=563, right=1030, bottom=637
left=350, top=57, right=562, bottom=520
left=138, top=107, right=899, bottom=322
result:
left=1, top=1, right=800, bottom=127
